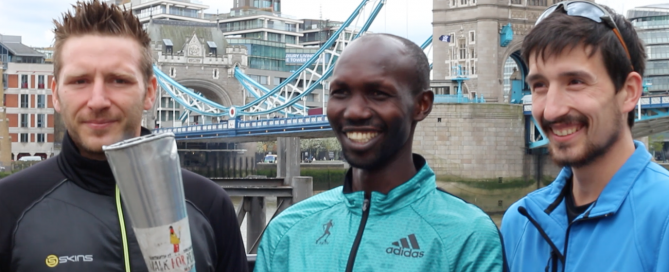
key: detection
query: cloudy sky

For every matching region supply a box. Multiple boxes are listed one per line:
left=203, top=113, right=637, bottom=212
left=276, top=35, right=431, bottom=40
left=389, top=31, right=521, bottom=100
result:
left=0, top=0, right=663, bottom=47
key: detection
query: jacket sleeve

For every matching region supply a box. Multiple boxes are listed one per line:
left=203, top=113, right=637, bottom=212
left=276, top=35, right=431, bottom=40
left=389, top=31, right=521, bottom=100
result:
left=253, top=221, right=276, bottom=272
left=212, top=192, right=249, bottom=272
left=454, top=217, right=507, bottom=272
left=655, top=216, right=669, bottom=271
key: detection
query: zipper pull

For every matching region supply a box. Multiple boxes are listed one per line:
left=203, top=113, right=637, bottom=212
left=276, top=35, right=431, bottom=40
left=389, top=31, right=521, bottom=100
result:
left=362, top=199, right=369, bottom=212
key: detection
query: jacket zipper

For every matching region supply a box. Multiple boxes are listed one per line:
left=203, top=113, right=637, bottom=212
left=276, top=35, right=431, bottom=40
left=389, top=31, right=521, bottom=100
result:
left=345, top=193, right=371, bottom=272
left=561, top=212, right=613, bottom=272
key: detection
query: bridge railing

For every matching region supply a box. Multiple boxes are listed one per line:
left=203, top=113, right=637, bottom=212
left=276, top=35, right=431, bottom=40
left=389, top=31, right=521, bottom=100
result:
left=154, top=115, right=330, bottom=138
left=434, top=94, right=486, bottom=104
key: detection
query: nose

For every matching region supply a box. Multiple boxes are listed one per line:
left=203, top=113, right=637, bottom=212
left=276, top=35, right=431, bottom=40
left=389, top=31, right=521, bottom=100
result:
left=542, top=84, right=570, bottom=122
left=87, top=77, right=111, bottom=110
left=343, top=93, right=372, bottom=122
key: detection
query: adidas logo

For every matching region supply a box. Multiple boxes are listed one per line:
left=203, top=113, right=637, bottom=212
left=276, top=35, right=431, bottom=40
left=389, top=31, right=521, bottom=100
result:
left=385, top=234, right=425, bottom=258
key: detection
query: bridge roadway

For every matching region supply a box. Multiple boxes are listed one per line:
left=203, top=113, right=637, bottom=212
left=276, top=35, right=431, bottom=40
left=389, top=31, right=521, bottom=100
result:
left=154, top=114, right=334, bottom=142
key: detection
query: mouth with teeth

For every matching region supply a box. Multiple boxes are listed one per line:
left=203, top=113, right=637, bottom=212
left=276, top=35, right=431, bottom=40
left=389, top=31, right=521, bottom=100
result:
left=550, top=125, right=583, bottom=137
left=345, top=131, right=379, bottom=143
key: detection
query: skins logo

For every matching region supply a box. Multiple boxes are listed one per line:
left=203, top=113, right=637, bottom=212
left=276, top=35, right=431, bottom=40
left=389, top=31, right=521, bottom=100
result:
left=45, top=254, right=94, bottom=267
left=385, top=234, right=425, bottom=258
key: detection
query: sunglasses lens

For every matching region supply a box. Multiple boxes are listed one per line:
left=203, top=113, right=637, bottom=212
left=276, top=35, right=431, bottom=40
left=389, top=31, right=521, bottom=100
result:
left=536, top=5, right=558, bottom=25
left=565, top=2, right=605, bottom=23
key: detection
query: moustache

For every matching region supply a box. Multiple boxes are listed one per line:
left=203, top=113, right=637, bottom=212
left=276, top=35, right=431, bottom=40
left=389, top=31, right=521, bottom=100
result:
left=541, top=114, right=588, bottom=129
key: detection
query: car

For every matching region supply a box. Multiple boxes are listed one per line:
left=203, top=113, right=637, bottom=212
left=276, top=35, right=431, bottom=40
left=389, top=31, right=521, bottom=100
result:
left=264, top=154, right=277, bottom=163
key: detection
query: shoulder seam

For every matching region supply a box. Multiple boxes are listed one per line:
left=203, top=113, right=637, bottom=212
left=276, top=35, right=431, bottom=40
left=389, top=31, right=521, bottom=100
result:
left=408, top=202, right=455, bottom=272
left=11, top=179, right=68, bottom=253
left=659, top=213, right=669, bottom=268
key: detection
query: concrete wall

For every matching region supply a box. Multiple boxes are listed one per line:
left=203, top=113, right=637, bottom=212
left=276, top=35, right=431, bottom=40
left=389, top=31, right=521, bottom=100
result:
left=413, top=103, right=561, bottom=180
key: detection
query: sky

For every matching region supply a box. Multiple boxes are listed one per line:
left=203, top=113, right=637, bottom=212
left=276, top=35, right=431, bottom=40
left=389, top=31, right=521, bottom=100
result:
left=0, top=0, right=664, bottom=47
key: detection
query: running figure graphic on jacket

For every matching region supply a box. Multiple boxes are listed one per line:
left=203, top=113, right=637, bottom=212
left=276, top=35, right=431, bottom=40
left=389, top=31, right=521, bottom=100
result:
left=316, top=220, right=333, bottom=244
left=169, top=226, right=180, bottom=253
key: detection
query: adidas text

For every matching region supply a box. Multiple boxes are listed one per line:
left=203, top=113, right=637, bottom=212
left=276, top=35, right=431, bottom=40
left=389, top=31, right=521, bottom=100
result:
left=385, top=247, right=425, bottom=258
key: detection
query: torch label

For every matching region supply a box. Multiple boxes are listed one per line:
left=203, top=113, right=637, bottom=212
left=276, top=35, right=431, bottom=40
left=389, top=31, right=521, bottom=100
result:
left=134, top=217, right=196, bottom=272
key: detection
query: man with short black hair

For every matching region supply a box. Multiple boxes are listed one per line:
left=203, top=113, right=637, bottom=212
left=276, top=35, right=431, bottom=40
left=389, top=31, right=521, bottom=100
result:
left=501, top=2, right=669, bottom=271
left=254, top=33, right=506, bottom=272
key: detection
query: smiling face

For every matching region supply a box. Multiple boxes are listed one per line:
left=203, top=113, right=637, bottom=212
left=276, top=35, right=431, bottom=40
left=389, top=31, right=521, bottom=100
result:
left=327, top=36, right=421, bottom=170
left=527, top=44, right=630, bottom=168
left=52, top=35, right=157, bottom=160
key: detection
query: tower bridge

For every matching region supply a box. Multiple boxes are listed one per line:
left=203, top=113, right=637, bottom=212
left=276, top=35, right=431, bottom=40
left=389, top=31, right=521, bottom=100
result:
left=146, top=0, right=669, bottom=182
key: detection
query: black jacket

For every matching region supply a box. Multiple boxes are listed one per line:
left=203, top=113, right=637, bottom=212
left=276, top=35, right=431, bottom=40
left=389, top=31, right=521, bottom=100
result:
left=0, top=130, right=248, bottom=272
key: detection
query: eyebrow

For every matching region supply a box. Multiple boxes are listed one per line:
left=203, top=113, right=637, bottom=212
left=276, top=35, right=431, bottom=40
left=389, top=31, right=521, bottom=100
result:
left=525, top=70, right=595, bottom=84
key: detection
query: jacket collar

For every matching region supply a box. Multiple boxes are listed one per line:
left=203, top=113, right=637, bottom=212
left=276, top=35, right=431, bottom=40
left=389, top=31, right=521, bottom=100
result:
left=541, top=140, right=651, bottom=219
left=342, top=154, right=436, bottom=215
left=57, top=128, right=152, bottom=196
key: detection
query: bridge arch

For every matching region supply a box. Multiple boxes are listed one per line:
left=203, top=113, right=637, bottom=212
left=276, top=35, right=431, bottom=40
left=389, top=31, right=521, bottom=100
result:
left=177, top=78, right=233, bottom=107
left=500, top=40, right=529, bottom=103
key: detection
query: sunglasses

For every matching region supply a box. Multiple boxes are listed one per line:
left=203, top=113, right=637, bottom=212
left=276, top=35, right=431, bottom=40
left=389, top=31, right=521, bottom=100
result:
left=536, top=1, right=633, bottom=69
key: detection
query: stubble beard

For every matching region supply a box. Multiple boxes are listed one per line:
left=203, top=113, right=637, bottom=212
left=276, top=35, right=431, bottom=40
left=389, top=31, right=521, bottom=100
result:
left=548, top=109, right=622, bottom=169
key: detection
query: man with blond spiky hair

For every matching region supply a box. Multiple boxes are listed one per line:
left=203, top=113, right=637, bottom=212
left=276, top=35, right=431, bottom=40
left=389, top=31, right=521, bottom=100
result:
left=0, top=1, right=248, bottom=271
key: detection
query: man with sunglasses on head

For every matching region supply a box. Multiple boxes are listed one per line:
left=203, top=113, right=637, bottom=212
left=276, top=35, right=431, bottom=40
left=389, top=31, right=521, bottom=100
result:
left=501, top=1, right=669, bottom=272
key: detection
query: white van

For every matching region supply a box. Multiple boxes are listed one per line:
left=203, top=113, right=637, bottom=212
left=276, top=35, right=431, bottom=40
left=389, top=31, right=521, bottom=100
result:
left=18, top=156, right=42, bottom=162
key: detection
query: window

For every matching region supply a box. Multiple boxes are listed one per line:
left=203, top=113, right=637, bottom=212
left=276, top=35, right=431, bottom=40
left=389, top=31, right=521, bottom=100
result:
left=20, top=94, right=29, bottom=108
left=37, top=75, right=45, bottom=89
left=449, top=33, right=455, bottom=45
left=460, top=0, right=468, bottom=5
left=169, top=67, right=176, bottom=78
left=528, top=0, right=546, bottom=5
left=273, top=77, right=281, bottom=85
left=213, top=69, right=219, bottom=79
left=510, top=0, right=522, bottom=4
left=20, top=133, right=28, bottom=143
left=20, top=114, right=28, bottom=128
left=469, top=31, right=475, bottom=43
left=21, top=75, right=28, bottom=88
left=459, top=39, right=467, bottom=59
left=37, top=94, right=45, bottom=108
left=37, top=134, right=45, bottom=143
left=451, top=0, right=456, bottom=6
left=260, top=76, right=268, bottom=85
left=36, top=114, right=45, bottom=128
left=471, top=62, right=476, bottom=75
left=470, top=48, right=476, bottom=59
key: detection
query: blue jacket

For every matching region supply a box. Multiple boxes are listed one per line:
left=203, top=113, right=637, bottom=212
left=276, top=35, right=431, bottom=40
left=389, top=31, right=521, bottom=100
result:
left=501, top=141, right=669, bottom=272
left=255, top=155, right=506, bottom=272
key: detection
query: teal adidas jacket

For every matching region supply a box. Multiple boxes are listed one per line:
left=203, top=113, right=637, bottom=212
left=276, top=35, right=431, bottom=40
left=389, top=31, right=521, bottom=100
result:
left=501, top=141, right=669, bottom=271
left=255, top=155, right=506, bottom=272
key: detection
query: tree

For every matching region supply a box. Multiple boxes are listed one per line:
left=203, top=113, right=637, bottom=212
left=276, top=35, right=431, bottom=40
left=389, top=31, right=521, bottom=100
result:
left=256, top=140, right=277, bottom=154
left=650, top=134, right=665, bottom=161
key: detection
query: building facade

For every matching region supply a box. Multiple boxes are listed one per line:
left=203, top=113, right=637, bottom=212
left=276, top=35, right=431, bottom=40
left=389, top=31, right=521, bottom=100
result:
left=146, top=19, right=250, bottom=127
left=432, top=0, right=582, bottom=102
left=4, top=62, right=55, bottom=160
left=124, top=0, right=211, bottom=24
left=0, top=62, right=11, bottom=168
left=629, top=5, right=669, bottom=93
left=0, top=35, right=55, bottom=161
left=232, top=0, right=281, bottom=14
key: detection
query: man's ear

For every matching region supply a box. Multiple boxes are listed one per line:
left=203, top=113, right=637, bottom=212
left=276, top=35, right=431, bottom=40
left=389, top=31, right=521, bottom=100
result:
left=619, top=71, right=643, bottom=116
left=414, top=90, right=434, bottom=122
left=144, top=75, right=158, bottom=110
left=51, top=77, right=61, bottom=113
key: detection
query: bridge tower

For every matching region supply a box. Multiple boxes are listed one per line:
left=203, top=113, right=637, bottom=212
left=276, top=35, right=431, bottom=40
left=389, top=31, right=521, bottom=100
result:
left=432, top=0, right=594, bottom=102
